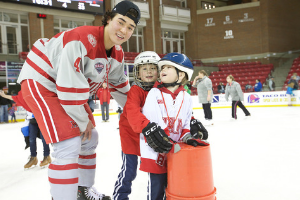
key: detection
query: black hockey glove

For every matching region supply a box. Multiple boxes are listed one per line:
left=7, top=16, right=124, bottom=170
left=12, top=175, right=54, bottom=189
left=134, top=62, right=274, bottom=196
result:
left=142, top=122, right=173, bottom=153
left=190, top=118, right=208, bottom=140
left=186, top=138, right=209, bottom=147
left=116, top=107, right=123, bottom=114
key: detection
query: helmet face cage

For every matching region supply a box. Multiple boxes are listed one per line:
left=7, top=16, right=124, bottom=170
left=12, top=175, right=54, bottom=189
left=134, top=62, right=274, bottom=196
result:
left=133, top=63, right=158, bottom=89
left=133, top=51, right=160, bottom=88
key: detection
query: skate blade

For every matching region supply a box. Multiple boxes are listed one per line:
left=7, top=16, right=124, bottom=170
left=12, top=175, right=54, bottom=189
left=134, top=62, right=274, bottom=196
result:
left=40, top=163, right=50, bottom=169
left=24, top=165, right=37, bottom=170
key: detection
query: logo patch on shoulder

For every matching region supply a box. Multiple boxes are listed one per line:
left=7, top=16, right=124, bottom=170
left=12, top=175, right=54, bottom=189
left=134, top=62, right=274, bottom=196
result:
left=115, top=45, right=122, bottom=51
left=94, top=62, right=104, bottom=74
left=88, top=34, right=97, bottom=47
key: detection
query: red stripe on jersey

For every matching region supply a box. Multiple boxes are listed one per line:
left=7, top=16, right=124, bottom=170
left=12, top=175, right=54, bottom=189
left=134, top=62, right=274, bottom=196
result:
left=78, top=164, right=96, bottom=169
left=26, top=58, right=56, bottom=83
left=49, top=163, right=79, bottom=170
left=49, top=177, right=78, bottom=184
left=59, top=99, right=88, bottom=105
left=56, top=85, right=89, bottom=93
left=28, top=80, right=58, bottom=143
left=109, top=80, right=128, bottom=89
left=79, top=153, right=96, bottom=159
left=39, top=39, right=45, bottom=46
left=180, top=129, right=190, bottom=139
left=31, top=46, right=53, bottom=68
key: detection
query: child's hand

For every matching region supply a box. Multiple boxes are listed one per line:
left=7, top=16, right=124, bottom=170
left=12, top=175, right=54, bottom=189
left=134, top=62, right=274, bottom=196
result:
left=186, top=138, right=209, bottom=147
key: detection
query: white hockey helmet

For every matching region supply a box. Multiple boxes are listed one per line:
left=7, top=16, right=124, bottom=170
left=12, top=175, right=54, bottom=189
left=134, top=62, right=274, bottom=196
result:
left=133, top=51, right=161, bottom=90
left=133, top=51, right=161, bottom=68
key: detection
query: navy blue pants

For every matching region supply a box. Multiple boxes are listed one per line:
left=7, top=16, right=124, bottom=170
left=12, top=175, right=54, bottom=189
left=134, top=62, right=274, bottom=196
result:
left=147, top=173, right=167, bottom=200
left=29, top=122, right=50, bottom=157
left=113, top=152, right=138, bottom=200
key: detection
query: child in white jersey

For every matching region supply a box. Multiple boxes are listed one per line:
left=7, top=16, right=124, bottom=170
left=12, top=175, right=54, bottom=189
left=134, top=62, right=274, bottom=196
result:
left=140, top=53, right=209, bottom=200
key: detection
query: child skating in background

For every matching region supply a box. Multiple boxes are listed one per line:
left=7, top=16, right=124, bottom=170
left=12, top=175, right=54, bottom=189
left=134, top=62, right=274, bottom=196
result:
left=113, top=51, right=161, bottom=200
left=140, top=53, right=209, bottom=200
left=8, top=103, right=17, bottom=122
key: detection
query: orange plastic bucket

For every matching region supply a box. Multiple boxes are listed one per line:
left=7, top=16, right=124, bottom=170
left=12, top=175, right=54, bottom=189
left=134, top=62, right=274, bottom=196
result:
left=166, top=143, right=216, bottom=200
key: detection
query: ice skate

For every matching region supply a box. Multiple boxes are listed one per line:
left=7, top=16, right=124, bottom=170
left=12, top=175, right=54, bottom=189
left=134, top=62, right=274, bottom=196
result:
left=24, top=156, right=38, bottom=170
left=77, top=186, right=111, bottom=200
left=40, top=156, right=52, bottom=168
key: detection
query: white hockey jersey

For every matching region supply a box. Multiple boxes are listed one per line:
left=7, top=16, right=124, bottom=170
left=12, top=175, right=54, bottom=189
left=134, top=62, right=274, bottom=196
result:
left=140, top=83, right=193, bottom=174
left=18, top=26, right=130, bottom=132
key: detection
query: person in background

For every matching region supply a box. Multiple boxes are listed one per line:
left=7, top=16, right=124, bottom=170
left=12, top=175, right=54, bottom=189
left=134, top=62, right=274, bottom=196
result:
left=217, top=82, right=225, bottom=94
left=225, top=75, right=251, bottom=119
left=87, top=95, right=96, bottom=113
left=24, top=112, right=52, bottom=169
left=268, top=77, right=275, bottom=91
left=192, top=70, right=213, bottom=125
left=8, top=103, right=17, bottom=123
left=97, top=82, right=111, bottom=122
left=0, top=90, right=51, bottom=168
left=254, top=79, right=262, bottom=92
left=0, top=87, right=10, bottom=123
left=288, top=75, right=299, bottom=90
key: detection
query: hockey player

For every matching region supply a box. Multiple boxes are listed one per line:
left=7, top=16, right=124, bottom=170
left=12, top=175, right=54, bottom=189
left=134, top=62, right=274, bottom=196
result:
left=112, top=51, right=161, bottom=200
left=17, top=1, right=140, bottom=200
left=140, top=53, right=209, bottom=200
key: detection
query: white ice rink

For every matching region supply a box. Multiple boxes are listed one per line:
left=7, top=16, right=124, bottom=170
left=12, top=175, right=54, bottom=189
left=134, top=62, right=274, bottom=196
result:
left=0, top=106, right=300, bottom=200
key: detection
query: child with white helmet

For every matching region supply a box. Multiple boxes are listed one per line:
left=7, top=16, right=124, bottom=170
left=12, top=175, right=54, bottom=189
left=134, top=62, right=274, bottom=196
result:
left=140, top=52, right=209, bottom=200
left=113, top=51, right=161, bottom=200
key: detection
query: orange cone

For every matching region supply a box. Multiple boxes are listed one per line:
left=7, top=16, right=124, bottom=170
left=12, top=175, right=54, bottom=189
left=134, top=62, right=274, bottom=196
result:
left=166, top=143, right=216, bottom=200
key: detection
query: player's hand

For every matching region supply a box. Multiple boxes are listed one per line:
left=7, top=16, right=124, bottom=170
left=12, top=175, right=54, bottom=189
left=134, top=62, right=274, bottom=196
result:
left=81, top=120, right=94, bottom=141
left=190, top=118, right=208, bottom=140
left=186, top=138, right=209, bottom=147
left=142, top=122, right=173, bottom=153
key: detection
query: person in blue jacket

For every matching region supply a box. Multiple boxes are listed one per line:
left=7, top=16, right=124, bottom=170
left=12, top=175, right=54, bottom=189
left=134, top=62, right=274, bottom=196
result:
left=254, top=79, right=262, bottom=92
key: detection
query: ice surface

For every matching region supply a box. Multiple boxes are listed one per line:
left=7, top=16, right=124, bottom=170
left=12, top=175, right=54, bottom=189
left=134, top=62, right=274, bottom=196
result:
left=0, top=107, right=299, bottom=200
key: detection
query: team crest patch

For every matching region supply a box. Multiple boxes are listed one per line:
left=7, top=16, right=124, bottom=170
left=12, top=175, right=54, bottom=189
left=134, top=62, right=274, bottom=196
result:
left=115, top=45, right=122, bottom=51
left=95, top=62, right=104, bottom=74
left=88, top=34, right=97, bottom=47
left=157, top=99, right=164, bottom=104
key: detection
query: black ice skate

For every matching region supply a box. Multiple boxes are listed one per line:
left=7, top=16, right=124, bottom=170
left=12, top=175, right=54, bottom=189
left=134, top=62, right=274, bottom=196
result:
left=77, top=186, right=111, bottom=200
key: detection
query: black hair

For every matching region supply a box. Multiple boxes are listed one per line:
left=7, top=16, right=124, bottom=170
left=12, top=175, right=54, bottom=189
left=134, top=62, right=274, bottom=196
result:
left=102, top=11, right=117, bottom=26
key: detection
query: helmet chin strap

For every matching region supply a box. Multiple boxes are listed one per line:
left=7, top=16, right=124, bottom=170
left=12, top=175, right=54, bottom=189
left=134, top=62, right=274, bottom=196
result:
left=157, top=68, right=181, bottom=88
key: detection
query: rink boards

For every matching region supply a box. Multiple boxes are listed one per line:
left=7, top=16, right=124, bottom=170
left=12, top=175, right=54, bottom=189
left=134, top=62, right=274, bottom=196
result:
left=13, top=90, right=300, bottom=121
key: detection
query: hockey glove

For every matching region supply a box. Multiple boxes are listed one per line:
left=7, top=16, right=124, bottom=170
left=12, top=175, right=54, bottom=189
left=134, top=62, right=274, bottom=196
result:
left=142, top=122, right=173, bottom=153
left=190, top=118, right=208, bottom=140
left=186, top=138, right=209, bottom=147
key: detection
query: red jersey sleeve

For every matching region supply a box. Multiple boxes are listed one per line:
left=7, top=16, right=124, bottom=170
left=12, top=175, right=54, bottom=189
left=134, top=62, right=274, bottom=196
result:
left=12, top=91, right=32, bottom=112
left=126, top=85, right=150, bottom=133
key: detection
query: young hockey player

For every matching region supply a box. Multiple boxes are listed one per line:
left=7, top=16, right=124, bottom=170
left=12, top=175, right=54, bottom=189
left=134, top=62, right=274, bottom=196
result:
left=140, top=53, right=209, bottom=200
left=113, top=51, right=161, bottom=200
left=16, top=1, right=141, bottom=199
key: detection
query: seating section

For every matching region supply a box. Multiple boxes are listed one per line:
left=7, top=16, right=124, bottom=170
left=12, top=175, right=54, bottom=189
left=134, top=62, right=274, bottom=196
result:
left=283, top=56, right=300, bottom=89
left=124, top=52, right=166, bottom=63
left=210, top=61, right=273, bottom=93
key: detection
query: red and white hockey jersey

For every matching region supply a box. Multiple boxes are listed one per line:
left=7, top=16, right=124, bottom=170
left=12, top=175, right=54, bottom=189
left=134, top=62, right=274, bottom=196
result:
left=140, top=82, right=193, bottom=174
left=18, top=26, right=130, bottom=132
